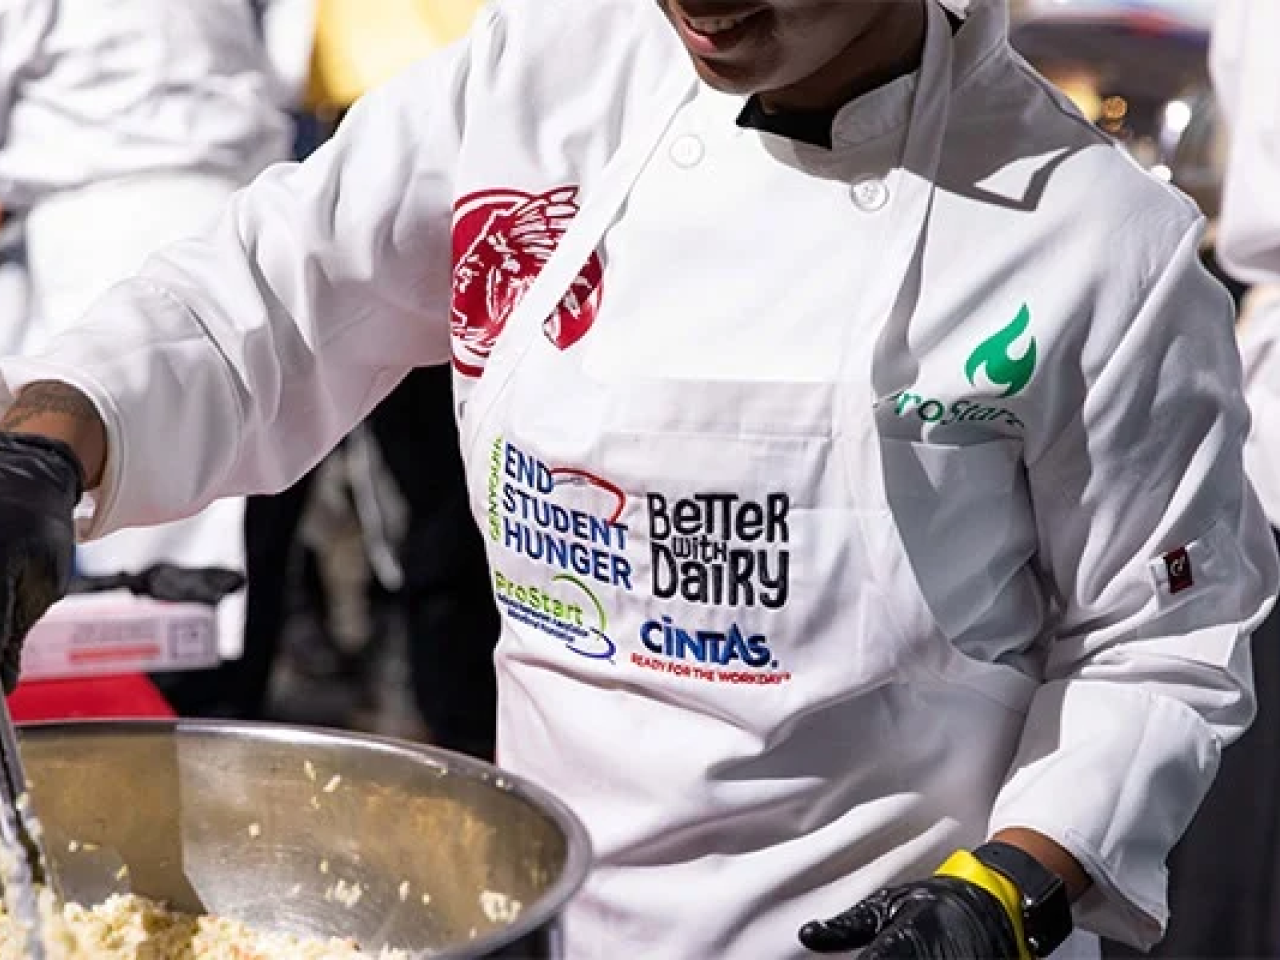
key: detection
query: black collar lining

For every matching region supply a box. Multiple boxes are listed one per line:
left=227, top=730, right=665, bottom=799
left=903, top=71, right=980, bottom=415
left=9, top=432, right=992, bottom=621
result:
left=734, top=8, right=964, bottom=151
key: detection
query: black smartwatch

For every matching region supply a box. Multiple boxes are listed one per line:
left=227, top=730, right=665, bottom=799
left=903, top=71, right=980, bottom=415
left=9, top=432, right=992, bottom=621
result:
left=972, top=841, right=1074, bottom=957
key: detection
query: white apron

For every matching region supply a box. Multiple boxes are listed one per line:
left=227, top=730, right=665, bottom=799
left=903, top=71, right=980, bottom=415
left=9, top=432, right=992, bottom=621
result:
left=460, top=6, right=1090, bottom=957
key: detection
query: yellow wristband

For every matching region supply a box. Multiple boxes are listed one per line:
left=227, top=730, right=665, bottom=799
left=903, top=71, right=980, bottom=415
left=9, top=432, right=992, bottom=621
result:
left=935, top=849, right=1034, bottom=960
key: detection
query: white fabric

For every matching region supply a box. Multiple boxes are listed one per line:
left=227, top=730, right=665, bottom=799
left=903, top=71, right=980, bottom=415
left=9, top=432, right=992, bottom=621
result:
left=22, top=173, right=244, bottom=346
left=1211, top=0, right=1280, bottom=288
left=0, top=219, right=28, bottom=357
left=1212, top=0, right=1280, bottom=531
left=0, top=0, right=299, bottom=210
left=1237, top=290, right=1280, bottom=530
left=0, top=0, right=305, bottom=658
left=259, top=0, right=319, bottom=109
left=19, top=172, right=249, bottom=657
left=0, top=0, right=1275, bottom=954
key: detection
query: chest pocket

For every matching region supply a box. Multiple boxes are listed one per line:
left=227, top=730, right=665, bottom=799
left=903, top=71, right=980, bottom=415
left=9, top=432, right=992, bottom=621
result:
left=877, top=438, right=1040, bottom=645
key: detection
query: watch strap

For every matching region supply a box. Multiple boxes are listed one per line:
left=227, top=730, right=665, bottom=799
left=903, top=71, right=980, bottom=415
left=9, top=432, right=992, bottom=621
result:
left=934, top=849, right=1032, bottom=960
left=972, top=841, right=1074, bottom=957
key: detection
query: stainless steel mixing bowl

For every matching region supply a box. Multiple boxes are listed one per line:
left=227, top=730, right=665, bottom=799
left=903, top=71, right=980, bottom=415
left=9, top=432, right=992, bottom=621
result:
left=14, top=720, right=592, bottom=958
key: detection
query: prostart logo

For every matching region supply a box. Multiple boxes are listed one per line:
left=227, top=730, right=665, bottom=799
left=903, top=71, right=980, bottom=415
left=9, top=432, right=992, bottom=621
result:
left=965, top=304, right=1037, bottom=398
left=493, top=569, right=616, bottom=661
left=889, top=305, right=1037, bottom=429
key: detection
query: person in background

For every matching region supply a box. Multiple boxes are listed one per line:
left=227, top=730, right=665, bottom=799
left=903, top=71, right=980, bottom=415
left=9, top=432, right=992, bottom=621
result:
left=1213, top=0, right=1280, bottom=527
left=0, top=0, right=314, bottom=670
left=0, top=0, right=1274, bottom=956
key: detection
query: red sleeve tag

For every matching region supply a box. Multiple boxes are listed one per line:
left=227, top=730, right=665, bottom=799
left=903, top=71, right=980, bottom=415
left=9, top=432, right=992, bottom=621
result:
left=1163, top=547, right=1194, bottom=594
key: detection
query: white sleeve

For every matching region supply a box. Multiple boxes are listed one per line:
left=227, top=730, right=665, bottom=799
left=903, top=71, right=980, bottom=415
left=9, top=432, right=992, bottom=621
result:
left=0, top=10, right=497, bottom=538
left=1211, top=0, right=1280, bottom=286
left=0, top=0, right=54, bottom=166
left=988, top=218, right=1279, bottom=947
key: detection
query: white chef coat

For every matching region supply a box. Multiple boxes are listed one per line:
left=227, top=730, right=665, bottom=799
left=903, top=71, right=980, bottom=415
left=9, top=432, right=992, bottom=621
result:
left=0, top=0, right=1275, bottom=956
left=1211, top=0, right=1280, bottom=530
left=0, top=0, right=307, bottom=211
left=1211, top=0, right=1280, bottom=287
left=1235, top=289, right=1280, bottom=532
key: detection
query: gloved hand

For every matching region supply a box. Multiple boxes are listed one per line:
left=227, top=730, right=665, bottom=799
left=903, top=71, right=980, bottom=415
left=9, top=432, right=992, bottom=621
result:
left=0, top=433, right=85, bottom=693
left=799, top=848, right=1052, bottom=960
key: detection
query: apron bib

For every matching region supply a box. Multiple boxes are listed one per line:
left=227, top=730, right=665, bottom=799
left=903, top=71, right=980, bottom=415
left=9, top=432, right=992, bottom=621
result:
left=458, top=6, right=1042, bottom=956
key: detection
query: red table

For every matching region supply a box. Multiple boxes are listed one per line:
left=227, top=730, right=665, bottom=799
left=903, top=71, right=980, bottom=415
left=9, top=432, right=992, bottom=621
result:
left=9, top=675, right=175, bottom=723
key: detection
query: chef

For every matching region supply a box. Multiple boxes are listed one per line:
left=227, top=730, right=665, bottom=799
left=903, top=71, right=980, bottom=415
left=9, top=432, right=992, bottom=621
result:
left=0, top=0, right=1273, bottom=957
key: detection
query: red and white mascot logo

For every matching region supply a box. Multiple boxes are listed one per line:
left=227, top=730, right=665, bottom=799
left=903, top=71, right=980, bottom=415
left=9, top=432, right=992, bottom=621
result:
left=450, top=186, right=604, bottom=378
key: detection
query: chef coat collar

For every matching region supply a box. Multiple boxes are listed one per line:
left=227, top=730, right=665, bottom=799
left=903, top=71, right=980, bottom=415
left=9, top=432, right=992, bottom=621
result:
left=735, top=97, right=842, bottom=150
left=735, top=1, right=1001, bottom=150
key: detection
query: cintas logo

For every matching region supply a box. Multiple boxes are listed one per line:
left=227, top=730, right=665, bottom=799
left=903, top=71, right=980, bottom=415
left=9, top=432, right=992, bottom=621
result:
left=888, top=304, right=1037, bottom=429
left=450, top=187, right=604, bottom=378
left=632, top=616, right=792, bottom=686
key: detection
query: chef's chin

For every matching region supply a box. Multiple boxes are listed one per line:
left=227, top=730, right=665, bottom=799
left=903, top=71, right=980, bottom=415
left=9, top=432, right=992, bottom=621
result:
left=677, top=41, right=786, bottom=97
left=682, top=55, right=767, bottom=95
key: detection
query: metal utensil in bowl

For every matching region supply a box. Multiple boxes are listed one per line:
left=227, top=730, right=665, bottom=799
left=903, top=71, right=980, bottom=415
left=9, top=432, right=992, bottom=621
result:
left=16, top=720, right=592, bottom=959
left=0, top=695, right=57, bottom=960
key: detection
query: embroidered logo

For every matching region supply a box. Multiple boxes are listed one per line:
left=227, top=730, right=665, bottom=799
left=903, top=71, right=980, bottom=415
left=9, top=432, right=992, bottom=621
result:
left=886, top=304, right=1038, bottom=431
left=1163, top=547, right=1194, bottom=594
left=965, top=304, right=1037, bottom=399
left=450, top=187, right=604, bottom=377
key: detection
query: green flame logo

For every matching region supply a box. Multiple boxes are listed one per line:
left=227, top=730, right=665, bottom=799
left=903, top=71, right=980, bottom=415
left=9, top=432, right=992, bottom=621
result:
left=965, top=305, right=1037, bottom=399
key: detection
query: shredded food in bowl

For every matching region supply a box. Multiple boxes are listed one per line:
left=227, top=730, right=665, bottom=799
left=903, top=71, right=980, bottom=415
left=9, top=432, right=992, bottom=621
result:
left=0, top=892, right=409, bottom=959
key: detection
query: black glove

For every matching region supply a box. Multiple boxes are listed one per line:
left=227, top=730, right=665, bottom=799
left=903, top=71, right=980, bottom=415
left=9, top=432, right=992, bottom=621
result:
left=800, top=845, right=1074, bottom=960
left=68, top=563, right=245, bottom=606
left=798, top=875, right=1025, bottom=959
left=0, top=433, right=85, bottom=693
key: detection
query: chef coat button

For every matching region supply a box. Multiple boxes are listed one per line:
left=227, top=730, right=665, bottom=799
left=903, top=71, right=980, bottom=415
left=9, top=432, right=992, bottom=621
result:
left=669, top=134, right=705, bottom=168
left=851, top=178, right=890, bottom=212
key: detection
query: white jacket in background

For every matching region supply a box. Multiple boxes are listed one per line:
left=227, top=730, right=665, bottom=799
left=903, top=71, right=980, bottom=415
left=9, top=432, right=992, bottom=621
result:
left=1212, top=0, right=1280, bottom=531
left=0, top=1, right=1275, bottom=956
left=1211, top=0, right=1280, bottom=286
left=0, top=0, right=311, bottom=210
left=0, top=0, right=316, bottom=658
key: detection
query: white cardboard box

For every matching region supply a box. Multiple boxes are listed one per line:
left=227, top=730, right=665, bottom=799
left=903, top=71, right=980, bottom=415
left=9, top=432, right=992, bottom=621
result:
left=20, top=593, right=220, bottom=681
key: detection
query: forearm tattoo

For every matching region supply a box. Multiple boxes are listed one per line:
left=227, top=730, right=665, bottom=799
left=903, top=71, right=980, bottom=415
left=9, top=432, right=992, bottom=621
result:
left=2, top=381, right=99, bottom=432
